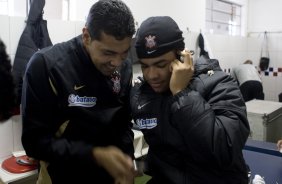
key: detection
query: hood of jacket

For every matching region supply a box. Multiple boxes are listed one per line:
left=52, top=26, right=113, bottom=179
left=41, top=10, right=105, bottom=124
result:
left=193, top=56, right=222, bottom=76
left=28, top=0, right=45, bottom=22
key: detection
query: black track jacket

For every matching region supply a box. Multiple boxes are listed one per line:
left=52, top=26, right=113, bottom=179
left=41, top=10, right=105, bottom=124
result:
left=21, top=36, right=134, bottom=183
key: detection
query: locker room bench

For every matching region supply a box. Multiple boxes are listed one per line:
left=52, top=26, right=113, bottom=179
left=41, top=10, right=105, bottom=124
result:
left=243, top=139, right=282, bottom=184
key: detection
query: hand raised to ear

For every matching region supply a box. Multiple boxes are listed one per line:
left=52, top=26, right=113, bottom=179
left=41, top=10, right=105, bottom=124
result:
left=170, top=49, right=194, bottom=95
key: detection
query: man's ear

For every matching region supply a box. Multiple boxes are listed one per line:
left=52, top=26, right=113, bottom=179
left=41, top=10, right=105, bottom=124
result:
left=82, top=27, right=91, bottom=45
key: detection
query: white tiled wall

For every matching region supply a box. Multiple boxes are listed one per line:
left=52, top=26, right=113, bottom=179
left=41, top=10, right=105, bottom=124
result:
left=12, top=115, right=23, bottom=152
left=0, top=115, right=24, bottom=158
left=48, top=20, right=77, bottom=44
left=0, top=16, right=10, bottom=55
left=9, top=17, right=25, bottom=55
left=0, top=118, right=13, bottom=158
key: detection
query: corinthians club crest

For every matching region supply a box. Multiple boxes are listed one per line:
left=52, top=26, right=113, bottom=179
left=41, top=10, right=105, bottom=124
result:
left=145, top=35, right=156, bottom=49
left=111, top=70, right=121, bottom=94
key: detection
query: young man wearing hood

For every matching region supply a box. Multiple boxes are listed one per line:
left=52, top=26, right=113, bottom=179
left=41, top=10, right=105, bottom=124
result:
left=131, top=16, right=250, bottom=184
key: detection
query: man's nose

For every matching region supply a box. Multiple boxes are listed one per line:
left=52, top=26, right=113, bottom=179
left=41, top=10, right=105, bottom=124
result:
left=146, top=67, right=158, bottom=80
left=110, top=55, right=125, bottom=67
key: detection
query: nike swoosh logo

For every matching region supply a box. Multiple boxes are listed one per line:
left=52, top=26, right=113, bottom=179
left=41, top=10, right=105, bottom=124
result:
left=137, top=101, right=151, bottom=110
left=74, top=85, right=85, bottom=90
left=147, top=50, right=157, bottom=54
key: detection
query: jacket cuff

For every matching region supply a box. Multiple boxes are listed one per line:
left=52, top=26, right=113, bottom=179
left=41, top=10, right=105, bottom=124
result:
left=172, top=87, right=191, bottom=101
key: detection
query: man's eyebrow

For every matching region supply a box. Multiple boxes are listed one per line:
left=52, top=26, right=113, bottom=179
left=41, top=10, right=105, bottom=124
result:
left=102, top=47, right=130, bottom=54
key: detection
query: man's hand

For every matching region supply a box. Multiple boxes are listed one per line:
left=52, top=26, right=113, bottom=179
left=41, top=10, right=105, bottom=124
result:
left=170, top=49, right=194, bottom=95
left=93, top=146, right=134, bottom=184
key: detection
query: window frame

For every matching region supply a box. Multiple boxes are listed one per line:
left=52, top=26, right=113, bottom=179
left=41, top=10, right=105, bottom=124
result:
left=206, top=0, right=242, bottom=36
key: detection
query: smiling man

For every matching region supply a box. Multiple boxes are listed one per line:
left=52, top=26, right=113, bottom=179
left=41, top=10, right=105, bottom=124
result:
left=21, top=0, right=136, bottom=183
left=131, top=16, right=250, bottom=184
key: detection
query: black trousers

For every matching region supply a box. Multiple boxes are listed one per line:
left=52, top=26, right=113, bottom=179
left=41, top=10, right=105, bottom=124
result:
left=240, top=81, right=264, bottom=102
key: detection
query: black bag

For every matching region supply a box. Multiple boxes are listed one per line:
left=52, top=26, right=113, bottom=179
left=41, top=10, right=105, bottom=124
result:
left=259, top=57, right=269, bottom=71
left=279, top=93, right=282, bottom=102
left=259, top=32, right=270, bottom=71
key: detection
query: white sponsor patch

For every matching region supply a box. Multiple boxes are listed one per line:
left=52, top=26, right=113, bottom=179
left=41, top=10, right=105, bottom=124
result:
left=136, top=118, right=157, bottom=129
left=68, top=94, right=97, bottom=107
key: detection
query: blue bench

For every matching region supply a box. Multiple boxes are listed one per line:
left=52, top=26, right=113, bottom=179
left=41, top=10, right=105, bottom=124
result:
left=243, top=139, right=282, bottom=183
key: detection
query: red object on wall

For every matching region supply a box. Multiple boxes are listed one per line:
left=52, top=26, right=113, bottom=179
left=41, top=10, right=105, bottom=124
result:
left=1, top=155, right=38, bottom=173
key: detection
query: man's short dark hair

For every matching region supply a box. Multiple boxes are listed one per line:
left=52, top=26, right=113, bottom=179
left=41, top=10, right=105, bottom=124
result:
left=0, top=39, right=16, bottom=121
left=86, top=0, right=135, bottom=40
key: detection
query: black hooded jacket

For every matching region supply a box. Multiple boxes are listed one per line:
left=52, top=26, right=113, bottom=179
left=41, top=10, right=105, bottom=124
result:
left=131, top=56, right=250, bottom=184
left=12, top=0, right=52, bottom=105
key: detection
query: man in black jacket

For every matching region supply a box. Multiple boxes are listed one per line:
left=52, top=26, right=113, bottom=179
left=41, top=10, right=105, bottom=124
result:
left=21, top=0, right=136, bottom=183
left=131, top=16, right=250, bottom=184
